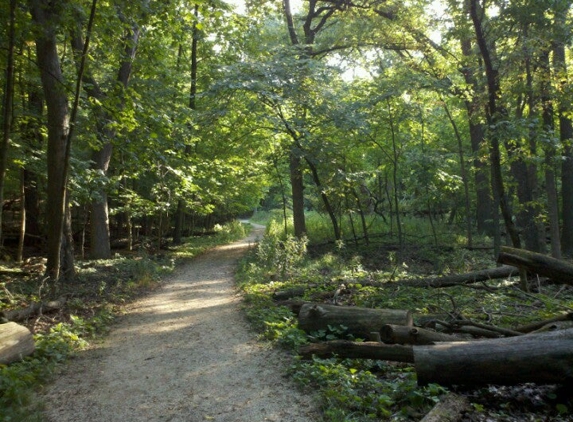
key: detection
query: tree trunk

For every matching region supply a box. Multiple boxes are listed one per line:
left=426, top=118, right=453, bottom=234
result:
left=414, top=328, right=573, bottom=386
left=299, top=340, right=414, bottom=362
left=304, top=154, right=340, bottom=240
left=497, top=246, right=573, bottom=285
left=0, top=322, right=35, bottom=365
left=470, top=0, right=521, bottom=250
left=458, top=1, right=493, bottom=236
left=29, top=0, right=71, bottom=280
left=540, top=50, right=561, bottom=258
left=298, top=303, right=412, bottom=339
left=553, top=4, right=573, bottom=257
left=0, top=0, right=16, bottom=248
left=23, top=90, right=43, bottom=245
left=174, top=6, right=199, bottom=245
left=290, top=151, right=307, bottom=237
left=71, top=15, right=140, bottom=259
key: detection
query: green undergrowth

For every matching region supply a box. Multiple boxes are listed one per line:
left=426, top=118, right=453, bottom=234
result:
left=0, top=220, right=248, bottom=422
left=236, top=219, right=573, bottom=421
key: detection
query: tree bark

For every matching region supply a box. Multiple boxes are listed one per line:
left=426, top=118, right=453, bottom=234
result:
left=299, top=340, right=414, bottom=362
left=497, top=246, right=573, bottom=285
left=290, top=151, right=307, bottom=237
left=298, top=303, right=412, bottom=339
left=0, top=0, right=16, bottom=248
left=540, top=50, right=561, bottom=258
left=29, top=0, right=71, bottom=280
left=414, top=328, right=573, bottom=386
left=0, top=322, right=35, bottom=365
left=552, top=7, right=573, bottom=256
left=470, top=0, right=521, bottom=250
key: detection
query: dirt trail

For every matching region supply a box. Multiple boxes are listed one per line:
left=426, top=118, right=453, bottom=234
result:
left=41, top=224, right=320, bottom=422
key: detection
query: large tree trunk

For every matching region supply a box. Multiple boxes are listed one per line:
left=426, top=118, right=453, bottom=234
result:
left=71, top=15, right=140, bottom=259
left=0, top=322, right=35, bottom=364
left=414, top=328, right=573, bottom=386
left=29, top=0, right=71, bottom=280
left=298, top=303, right=412, bottom=339
left=299, top=340, right=414, bottom=362
left=497, top=246, right=573, bottom=285
left=0, top=0, right=16, bottom=248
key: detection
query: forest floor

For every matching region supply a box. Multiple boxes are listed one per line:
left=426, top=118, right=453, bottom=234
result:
left=39, top=224, right=321, bottom=422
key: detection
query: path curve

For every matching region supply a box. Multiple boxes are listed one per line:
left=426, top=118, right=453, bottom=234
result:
left=41, top=224, right=320, bottom=422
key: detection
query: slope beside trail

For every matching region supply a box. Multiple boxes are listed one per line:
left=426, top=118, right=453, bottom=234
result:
left=41, top=224, right=320, bottom=422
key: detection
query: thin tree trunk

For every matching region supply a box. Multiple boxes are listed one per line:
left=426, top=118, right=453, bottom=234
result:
left=174, top=5, right=199, bottom=244
left=17, top=169, right=25, bottom=262
left=442, top=100, right=472, bottom=247
left=540, top=50, right=561, bottom=258
left=0, top=0, right=16, bottom=248
left=290, top=151, right=307, bottom=237
left=387, top=99, right=403, bottom=252
left=470, top=0, right=521, bottom=251
left=553, top=8, right=573, bottom=256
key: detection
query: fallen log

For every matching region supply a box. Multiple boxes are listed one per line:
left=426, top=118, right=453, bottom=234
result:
left=391, top=265, right=518, bottom=288
left=0, top=322, right=35, bottom=364
left=299, top=340, right=414, bottom=362
left=298, top=303, right=412, bottom=339
left=380, top=324, right=465, bottom=345
left=414, top=328, right=573, bottom=386
left=272, top=287, right=306, bottom=301
left=515, top=312, right=573, bottom=333
left=0, top=296, right=67, bottom=322
left=420, top=393, right=470, bottom=422
left=497, top=246, right=573, bottom=285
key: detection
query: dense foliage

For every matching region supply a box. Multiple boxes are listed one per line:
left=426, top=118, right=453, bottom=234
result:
left=2, top=0, right=573, bottom=420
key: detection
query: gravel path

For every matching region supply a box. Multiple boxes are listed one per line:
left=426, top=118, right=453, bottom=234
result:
left=41, top=225, right=320, bottom=422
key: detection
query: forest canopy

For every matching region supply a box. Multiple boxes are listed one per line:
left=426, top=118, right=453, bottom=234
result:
left=1, top=0, right=573, bottom=281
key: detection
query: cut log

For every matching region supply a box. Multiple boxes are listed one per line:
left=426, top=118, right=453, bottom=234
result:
left=0, top=322, right=35, bottom=364
left=0, top=296, right=67, bottom=322
left=497, top=246, right=573, bottom=285
left=298, top=303, right=412, bottom=339
left=420, top=393, right=470, bottom=422
left=380, top=324, right=465, bottom=345
left=299, top=340, right=414, bottom=362
left=391, top=265, right=518, bottom=288
left=414, top=328, right=573, bottom=386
